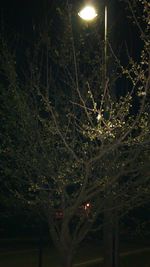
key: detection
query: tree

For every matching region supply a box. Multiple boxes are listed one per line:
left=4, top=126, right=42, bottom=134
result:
left=0, top=1, right=149, bottom=267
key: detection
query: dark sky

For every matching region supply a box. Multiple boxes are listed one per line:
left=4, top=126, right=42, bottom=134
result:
left=1, top=0, right=46, bottom=34
left=0, top=0, right=141, bottom=59
left=0, top=0, right=128, bottom=33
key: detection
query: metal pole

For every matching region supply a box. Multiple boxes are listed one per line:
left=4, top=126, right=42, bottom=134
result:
left=38, top=225, right=43, bottom=267
left=104, top=5, right=107, bottom=83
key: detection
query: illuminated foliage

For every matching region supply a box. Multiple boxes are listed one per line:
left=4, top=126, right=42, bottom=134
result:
left=0, top=1, right=149, bottom=267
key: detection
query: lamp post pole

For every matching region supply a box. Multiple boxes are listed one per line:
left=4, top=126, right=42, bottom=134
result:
left=78, top=4, right=107, bottom=86
left=78, top=4, right=119, bottom=267
left=104, top=5, right=108, bottom=84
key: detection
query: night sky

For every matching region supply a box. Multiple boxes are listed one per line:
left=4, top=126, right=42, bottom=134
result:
left=0, top=0, right=139, bottom=57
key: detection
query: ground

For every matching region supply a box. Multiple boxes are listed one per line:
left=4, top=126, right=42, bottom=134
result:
left=0, top=238, right=150, bottom=267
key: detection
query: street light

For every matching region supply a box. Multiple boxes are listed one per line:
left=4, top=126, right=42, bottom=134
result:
left=78, top=4, right=108, bottom=82
left=78, top=5, right=97, bottom=21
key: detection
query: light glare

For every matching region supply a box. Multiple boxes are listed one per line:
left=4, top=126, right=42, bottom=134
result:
left=78, top=6, right=97, bottom=21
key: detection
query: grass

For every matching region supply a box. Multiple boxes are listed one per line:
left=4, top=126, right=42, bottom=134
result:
left=121, top=250, right=150, bottom=267
left=0, top=240, right=150, bottom=267
left=74, top=249, right=150, bottom=267
left=0, top=246, right=60, bottom=267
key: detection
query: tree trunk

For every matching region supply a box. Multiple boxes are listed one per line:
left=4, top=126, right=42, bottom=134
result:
left=48, top=217, right=74, bottom=267
left=61, top=250, right=73, bottom=267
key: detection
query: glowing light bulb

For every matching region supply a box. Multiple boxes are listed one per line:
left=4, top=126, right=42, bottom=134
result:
left=78, top=6, right=97, bottom=21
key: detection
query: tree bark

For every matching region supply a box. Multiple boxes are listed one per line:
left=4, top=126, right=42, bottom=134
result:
left=60, top=250, right=73, bottom=267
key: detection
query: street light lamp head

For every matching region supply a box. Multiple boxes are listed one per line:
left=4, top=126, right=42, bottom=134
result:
left=78, top=5, right=97, bottom=21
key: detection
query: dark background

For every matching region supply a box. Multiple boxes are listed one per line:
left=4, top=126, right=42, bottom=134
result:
left=0, top=0, right=147, bottom=239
